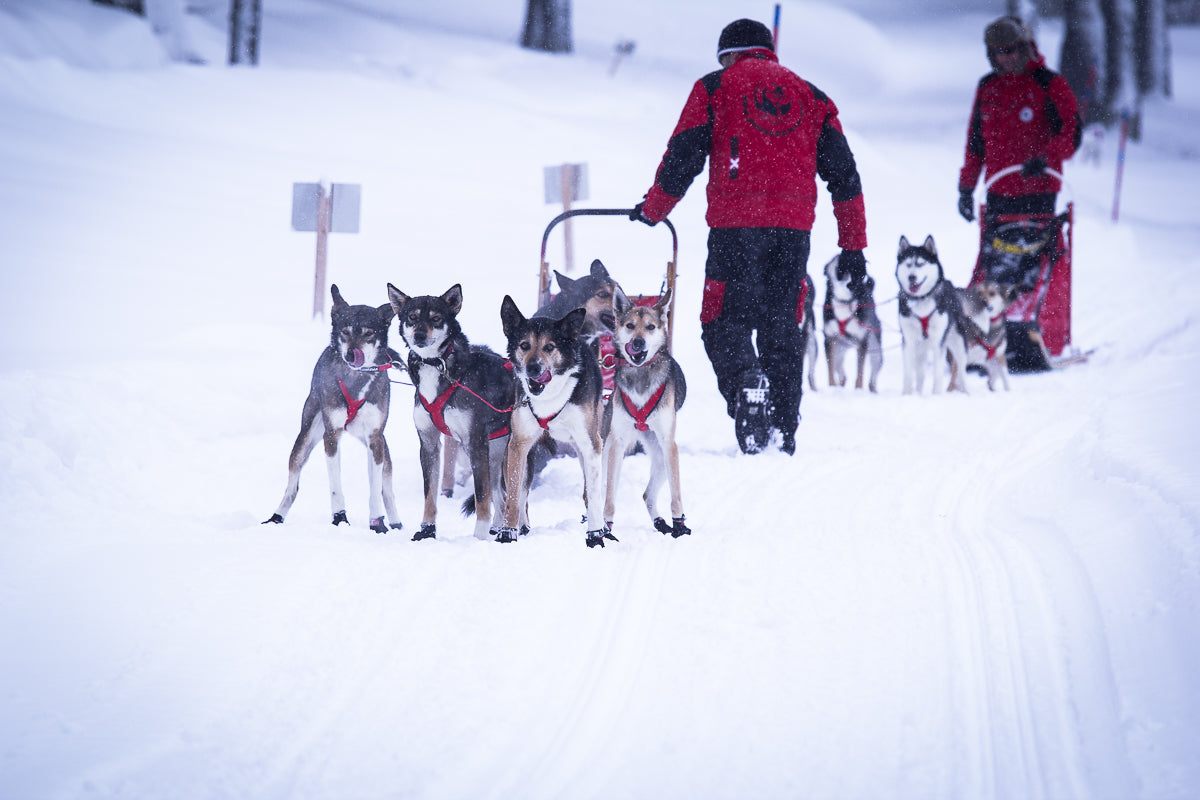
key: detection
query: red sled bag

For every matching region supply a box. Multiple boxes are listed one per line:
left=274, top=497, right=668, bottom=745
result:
left=969, top=167, right=1074, bottom=373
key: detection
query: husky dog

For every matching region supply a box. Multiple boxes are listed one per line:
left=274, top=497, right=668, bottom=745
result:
left=799, top=273, right=819, bottom=392
left=895, top=235, right=968, bottom=395
left=387, top=284, right=514, bottom=541
left=265, top=285, right=403, bottom=533
left=822, top=253, right=883, bottom=392
left=536, top=258, right=624, bottom=347
left=499, top=296, right=612, bottom=548
left=603, top=288, right=690, bottom=538
left=959, top=280, right=1019, bottom=391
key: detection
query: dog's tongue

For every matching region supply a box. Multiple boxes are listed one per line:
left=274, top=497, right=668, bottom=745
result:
left=625, top=342, right=644, bottom=361
left=532, top=369, right=552, bottom=385
left=351, top=349, right=365, bottom=368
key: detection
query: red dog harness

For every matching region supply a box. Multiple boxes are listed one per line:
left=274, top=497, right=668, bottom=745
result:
left=618, top=384, right=667, bottom=432
left=337, top=379, right=368, bottom=429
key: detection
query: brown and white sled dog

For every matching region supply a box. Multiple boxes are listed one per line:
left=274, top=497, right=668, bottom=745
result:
left=603, top=288, right=690, bottom=538
left=387, top=284, right=514, bottom=542
left=265, top=285, right=403, bottom=533
left=895, top=235, right=968, bottom=395
left=499, top=296, right=613, bottom=548
left=959, top=280, right=1019, bottom=391
left=822, top=253, right=883, bottom=392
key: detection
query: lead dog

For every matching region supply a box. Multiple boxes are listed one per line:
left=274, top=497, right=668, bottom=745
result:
left=959, top=280, right=1019, bottom=391
left=822, top=253, right=883, bottom=392
left=603, top=288, right=690, bottom=538
left=387, top=284, right=514, bottom=541
left=265, top=285, right=403, bottom=533
left=895, top=235, right=968, bottom=394
left=499, top=296, right=612, bottom=547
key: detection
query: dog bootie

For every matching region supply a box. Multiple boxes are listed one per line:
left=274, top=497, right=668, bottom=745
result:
left=734, top=367, right=771, bottom=455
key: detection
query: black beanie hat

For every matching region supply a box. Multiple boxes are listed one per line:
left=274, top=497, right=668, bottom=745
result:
left=717, top=19, right=774, bottom=61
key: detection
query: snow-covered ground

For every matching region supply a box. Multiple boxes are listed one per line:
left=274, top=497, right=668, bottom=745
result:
left=1, top=1, right=1198, bottom=797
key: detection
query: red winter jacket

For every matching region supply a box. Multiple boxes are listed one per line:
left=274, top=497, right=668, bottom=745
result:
left=959, top=53, right=1079, bottom=198
left=641, top=48, right=867, bottom=251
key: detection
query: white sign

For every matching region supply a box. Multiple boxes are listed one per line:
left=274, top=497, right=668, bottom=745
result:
left=291, top=182, right=361, bottom=233
left=543, top=164, right=588, bottom=205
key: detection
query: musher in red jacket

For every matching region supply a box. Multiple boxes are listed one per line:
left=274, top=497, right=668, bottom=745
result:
left=631, top=18, right=868, bottom=455
left=958, top=16, right=1079, bottom=221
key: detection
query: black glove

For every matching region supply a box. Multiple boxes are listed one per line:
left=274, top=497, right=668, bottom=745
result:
left=629, top=201, right=656, bottom=227
left=957, top=188, right=975, bottom=222
left=838, top=250, right=869, bottom=296
left=1021, top=156, right=1048, bottom=178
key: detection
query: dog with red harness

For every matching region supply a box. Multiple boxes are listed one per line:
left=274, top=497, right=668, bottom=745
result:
left=388, top=284, right=515, bottom=542
left=603, top=287, right=690, bottom=539
left=265, top=284, right=404, bottom=534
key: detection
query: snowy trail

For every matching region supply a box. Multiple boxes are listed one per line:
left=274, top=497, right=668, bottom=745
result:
left=933, top=395, right=1137, bottom=799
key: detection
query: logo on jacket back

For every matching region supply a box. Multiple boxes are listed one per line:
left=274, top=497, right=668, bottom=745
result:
left=743, top=84, right=805, bottom=136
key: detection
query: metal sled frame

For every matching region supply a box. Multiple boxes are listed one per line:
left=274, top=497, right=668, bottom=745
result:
left=969, top=166, right=1074, bottom=372
left=538, top=208, right=679, bottom=349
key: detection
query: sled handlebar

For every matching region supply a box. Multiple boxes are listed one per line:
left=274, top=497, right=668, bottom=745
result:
left=539, top=208, right=677, bottom=265
left=983, top=164, right=1067, bottom=192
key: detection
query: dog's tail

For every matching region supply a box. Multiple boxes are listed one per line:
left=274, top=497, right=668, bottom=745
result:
left=461, top=495, right=475, bottom=517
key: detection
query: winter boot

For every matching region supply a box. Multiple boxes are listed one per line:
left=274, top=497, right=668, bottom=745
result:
left=734, top=367, right=771, bottom=454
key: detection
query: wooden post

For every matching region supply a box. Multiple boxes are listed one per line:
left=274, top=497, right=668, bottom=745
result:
left=560, top=164, right=575, bottom=273
left=312, top=183, right=331, bottom=317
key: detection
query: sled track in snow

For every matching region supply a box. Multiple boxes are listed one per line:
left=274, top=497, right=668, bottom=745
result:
left=489, top=539, right=675, bottom=800
left=933, top=401, right=1125, bottom=799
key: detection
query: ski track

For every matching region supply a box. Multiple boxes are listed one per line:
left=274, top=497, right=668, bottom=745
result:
left=934, top=395, right=1131, bottom=799
left=487, top=518, right=675, bottom=799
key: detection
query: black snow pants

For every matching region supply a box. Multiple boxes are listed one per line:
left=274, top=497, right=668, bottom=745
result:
left=699, top=227, right=810, bottom=433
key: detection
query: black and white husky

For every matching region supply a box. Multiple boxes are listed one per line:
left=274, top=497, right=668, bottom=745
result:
left=895, top=235, right=968, bottom=395
left=499, top=296, right=612, bottom=548
left=603, top=288, right=690, bottom=538
left=822, top=253, right=883, bottom=392
left=265, top=285, right=403, bottom=533
left=387, top=284, right=514, bottom=542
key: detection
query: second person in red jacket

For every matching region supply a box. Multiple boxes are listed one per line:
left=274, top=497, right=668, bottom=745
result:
left=632, top=18, right=869, bottom=455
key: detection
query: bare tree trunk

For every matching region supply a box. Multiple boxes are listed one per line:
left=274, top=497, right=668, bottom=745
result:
left=1100, top=0, right=1139, bottom=134
left=229, top=0, right=262, bottom=65
left=1060, top=0, right=1105, bottom=123
left=1135, top=0, right=1171, bottom=99
left=521, top=0, right=573, bottom=54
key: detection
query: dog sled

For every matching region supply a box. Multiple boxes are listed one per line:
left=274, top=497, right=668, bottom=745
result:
left=440, top=208, right=679, bottom=497
left=969, top=165, right=1087, bottom=372
left=538, top=208, right=679, bottom=397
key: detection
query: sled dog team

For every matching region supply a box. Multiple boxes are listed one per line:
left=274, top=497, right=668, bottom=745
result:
left=265, top=238, right=1019, bottom=546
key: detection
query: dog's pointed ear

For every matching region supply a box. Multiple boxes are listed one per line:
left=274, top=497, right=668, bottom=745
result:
left=553, top=270, right=575, bottom=292
left=1003, top=283, right=1020, bottom=303
left=922, top=235, right=938, bottom=258
left=331, top=284, right=348, bottom=311
left=500, top=295, right=525, bottom=340
left=654, top=286, right=672, bottom=315
left=897, top=235, right=910, bottom=255
left=590, top=259, right=610, bottom=280
left=442, top=284, right=463, bottom=316
left=558, top=306, right=588, bottom=341
left=613, top=283, right=633, bottom=317
left=386, top=283, right=410, bottom=317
